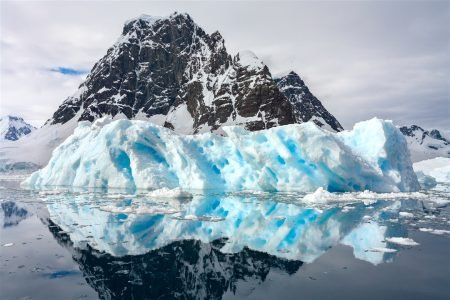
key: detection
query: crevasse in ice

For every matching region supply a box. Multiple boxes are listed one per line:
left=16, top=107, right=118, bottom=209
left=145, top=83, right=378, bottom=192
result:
left=24, top=118, right=420, bottom=192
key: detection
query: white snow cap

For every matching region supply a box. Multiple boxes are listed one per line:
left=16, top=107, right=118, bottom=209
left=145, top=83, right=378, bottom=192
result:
left=124, top=12, right=190, bottom=26
left=236, top=50, right=264, bottom=70
left=124, top=14, right=163, bottom=26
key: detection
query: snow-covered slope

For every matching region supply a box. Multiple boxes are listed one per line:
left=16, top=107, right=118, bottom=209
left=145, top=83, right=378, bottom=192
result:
left=0, top=115, right=35, bottom=141
left=0, top=113, right=80, bottom=170
left=400, top=125, right=450, bottom=162
left=414, top=157, right=450, bottom=183
left=25, top=118, right=419, bottom=192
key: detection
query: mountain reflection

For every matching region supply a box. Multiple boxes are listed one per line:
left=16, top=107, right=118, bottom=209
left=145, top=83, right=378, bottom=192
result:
left=1, top=201, right=30, bottom=227
left=49, top=223, right=302, bottom=300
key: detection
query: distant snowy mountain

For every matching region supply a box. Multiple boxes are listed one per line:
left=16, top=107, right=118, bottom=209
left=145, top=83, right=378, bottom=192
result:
left=399, top=125, right=450, bottom=162
left=0, top=115, right=35, bottom=141
left=0, top=116, right=79, bottom=170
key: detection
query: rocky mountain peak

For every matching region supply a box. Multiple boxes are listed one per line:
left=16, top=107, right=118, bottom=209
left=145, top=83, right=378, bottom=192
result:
left=275, top=71, right=343, bottom=132
left=277, top=71, right=308, bottom=90
left=48, top=12, right=343, bottom=134
left=122, top=12, right=194, bottom=34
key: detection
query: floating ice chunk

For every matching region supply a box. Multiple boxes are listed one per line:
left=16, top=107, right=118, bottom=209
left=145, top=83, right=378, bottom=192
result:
left=100, top=205, right=181, bottom=215
left=24, top=118, right=420, bottom=193
left=385, top=237, right=419, bottom=246
left=144, top=187, right=193, bottom=199
left=419, top=228, right=450, bottom=235
left=105, top=193, right=136, bottom=199
left=303, top=187, right=334, bottom=203
left=399, top=212, right=414, bottom=218
left=415, top=171, right=437, bottom=189
left=174, top=214, right=225, bottom=222
left=368, top=247, right=397, bottom=253
left=3, top=243, right=14, bottom=247
left=302, top=188, right=426, bottom=204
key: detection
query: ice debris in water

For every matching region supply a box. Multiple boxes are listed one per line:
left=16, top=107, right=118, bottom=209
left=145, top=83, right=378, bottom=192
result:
left=144, top=187, right=193, bottom=199
left=399, top=212, right=414, bottom=218
left=303, top=187, right=426, bottom=203
left=415, top=171, right=437, bottom=190
left=24, top=117, right=420, bottom=193
left=368, top=247, right=397, bottom=253
left=419, top=228, right=450, bottom=235
left=385, top=237, right=419, bottom=246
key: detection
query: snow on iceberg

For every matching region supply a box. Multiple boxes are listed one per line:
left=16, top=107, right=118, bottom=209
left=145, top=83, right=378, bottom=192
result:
left=24, top=117, right=420, bottom=193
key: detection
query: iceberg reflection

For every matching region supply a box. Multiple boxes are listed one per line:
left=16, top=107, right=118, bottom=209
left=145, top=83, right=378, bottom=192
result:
left=44, top=192, right=413, bottom=264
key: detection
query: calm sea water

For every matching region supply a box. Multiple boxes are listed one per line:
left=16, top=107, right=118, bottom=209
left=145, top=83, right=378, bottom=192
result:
left=1, top=175, right=449, bottom=300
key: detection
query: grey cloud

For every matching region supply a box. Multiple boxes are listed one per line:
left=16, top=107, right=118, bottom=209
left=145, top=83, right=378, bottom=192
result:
left=1, top=0, right=448, bottom=129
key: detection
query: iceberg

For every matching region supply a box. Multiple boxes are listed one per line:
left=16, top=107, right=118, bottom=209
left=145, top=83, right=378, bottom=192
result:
left=24, top=118, right=420, bottom=193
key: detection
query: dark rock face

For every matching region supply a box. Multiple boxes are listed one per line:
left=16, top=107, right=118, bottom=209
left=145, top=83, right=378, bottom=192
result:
left=0, top=115, right=35, bottom=141
left=275, top=71, right=343, bottom=132
left=51, top=13, right=203, bottom=124
left=49, top=13, right=341, bottom=133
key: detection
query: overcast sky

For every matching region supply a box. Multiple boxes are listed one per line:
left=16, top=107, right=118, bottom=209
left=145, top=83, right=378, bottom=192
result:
left=1, top=0, right=449, bottom=129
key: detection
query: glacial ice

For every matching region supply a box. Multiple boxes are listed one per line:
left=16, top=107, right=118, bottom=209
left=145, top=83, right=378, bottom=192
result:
left=24, top=117, right=420, bottom=193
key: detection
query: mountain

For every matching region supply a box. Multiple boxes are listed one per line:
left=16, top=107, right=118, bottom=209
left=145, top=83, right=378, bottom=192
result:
left=399, top=125, right=450, bottom=162
left=49, top=12, right=340, bottom=134
left=1, top=12, right=342, bottom=169
left=0, top=115, right=35, bottom=141
left=275, top=71, right=343, bottom=132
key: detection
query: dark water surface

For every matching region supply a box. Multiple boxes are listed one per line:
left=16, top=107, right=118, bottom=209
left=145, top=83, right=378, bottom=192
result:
left=1, top=177, right=449, bottom=300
